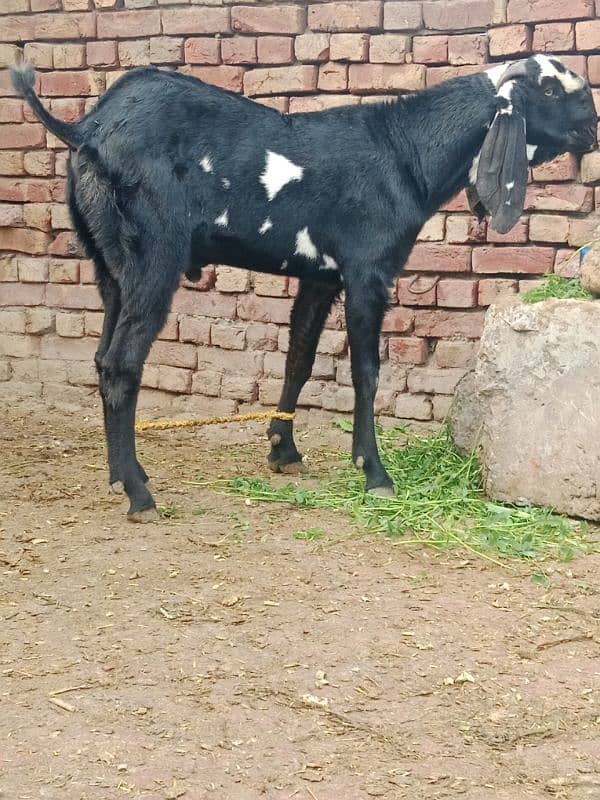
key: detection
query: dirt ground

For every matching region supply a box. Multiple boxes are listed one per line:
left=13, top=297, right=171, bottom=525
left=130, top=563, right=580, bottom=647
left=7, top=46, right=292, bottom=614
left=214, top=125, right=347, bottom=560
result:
left=1, top=399, right=599, bottom=800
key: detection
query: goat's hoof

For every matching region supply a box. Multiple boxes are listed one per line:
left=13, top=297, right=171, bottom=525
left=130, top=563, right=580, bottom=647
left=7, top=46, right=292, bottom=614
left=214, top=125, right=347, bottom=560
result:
left=127, top=506, right=160, bottom=524
left=109, top=481, right=125, bottom=495
left=367, top=485, right=395, bottom=498
left=268, top=458, right=307, bottom=475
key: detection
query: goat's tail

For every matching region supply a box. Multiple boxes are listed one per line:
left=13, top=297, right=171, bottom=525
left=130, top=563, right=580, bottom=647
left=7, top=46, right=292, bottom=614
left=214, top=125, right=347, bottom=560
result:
left=11, top=63, right=83, bottom=149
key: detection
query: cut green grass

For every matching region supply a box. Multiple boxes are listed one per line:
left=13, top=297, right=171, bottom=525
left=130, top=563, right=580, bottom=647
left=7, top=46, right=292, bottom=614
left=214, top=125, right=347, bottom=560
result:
left=522, top=273, right=593, bottom=304
left=228, top=425, right=594, bottom=565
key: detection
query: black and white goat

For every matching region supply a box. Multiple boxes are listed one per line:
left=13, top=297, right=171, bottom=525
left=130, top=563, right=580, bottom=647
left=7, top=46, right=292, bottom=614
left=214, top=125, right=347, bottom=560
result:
left=12, top=54, right=597, bottom=521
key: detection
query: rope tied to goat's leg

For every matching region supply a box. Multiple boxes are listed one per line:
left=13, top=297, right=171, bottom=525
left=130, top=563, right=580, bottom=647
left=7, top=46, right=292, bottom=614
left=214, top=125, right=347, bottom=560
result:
left=135, top=411, right=295, bottom=432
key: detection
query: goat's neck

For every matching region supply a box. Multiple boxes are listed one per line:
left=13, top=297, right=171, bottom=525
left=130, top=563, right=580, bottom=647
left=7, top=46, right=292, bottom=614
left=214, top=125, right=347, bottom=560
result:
left=390, top=75, right=498, bottom=214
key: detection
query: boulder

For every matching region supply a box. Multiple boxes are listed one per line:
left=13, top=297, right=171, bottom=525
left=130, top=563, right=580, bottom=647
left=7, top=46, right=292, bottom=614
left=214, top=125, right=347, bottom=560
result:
left=449, top=298, right=600, bottom=520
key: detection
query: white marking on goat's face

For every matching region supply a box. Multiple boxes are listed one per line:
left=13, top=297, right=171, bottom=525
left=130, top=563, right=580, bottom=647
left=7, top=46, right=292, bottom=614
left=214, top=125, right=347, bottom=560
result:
left=215, top=209, right=229, bottom=227
left=200, top=156, right=213, bottom=173
left=294, top=227, right=318, bottom=260
left=222, top=177, right=231, bottom=189
left=526, top=144, right=537, bottom=162
left=260, top=150, right=304, bottom=202
left=320, top=254, right=338, bottom=271
left=485, top=62, right=514, bottom=89
left=259, top=218, right=273, bottom=235
left=533, top=54, right=585, bottom=93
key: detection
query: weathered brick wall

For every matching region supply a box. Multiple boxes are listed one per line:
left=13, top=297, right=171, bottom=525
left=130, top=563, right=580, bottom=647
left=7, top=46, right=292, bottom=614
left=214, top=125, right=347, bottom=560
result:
left=1, top=1, right=599, bottom=421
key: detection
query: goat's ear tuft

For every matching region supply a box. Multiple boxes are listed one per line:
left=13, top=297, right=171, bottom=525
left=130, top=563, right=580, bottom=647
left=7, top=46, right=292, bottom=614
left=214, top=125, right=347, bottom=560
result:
left=475, top=111, right=528, bottom=234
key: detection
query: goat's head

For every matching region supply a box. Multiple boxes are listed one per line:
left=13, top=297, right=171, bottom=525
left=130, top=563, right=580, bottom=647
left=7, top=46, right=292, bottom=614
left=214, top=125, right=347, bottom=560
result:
left=470, top=55, right=598, bottom=234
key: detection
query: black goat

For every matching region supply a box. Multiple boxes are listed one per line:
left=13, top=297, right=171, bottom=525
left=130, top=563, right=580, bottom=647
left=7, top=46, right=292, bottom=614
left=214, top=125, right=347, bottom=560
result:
left=11, top=55, right=597, bottom=522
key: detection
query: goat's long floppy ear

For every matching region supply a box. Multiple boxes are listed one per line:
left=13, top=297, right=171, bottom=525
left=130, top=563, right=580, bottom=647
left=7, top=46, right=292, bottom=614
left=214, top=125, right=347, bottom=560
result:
left=475, top=105, right=528, bottom=234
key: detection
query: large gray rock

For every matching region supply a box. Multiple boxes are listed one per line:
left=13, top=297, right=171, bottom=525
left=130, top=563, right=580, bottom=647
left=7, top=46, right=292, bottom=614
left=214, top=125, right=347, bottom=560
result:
left=449, top=298, right=600, bottom=520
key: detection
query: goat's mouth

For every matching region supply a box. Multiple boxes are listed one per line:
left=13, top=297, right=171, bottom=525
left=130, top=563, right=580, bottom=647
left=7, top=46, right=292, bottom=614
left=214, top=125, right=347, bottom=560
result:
left=567, top=126, right=598, bottom=153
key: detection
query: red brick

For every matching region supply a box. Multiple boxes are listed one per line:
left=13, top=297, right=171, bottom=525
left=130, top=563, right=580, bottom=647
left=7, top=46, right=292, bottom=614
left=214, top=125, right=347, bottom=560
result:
left=97, top=10, right=160, bottom=38
left=568, top=213, right=600, bottom=247
left=23, top=203, right=51, bottom=233
left=221, top=374, right=258, bottom=402
left=118, top=40, right=151, bottom=67
left=448, top=33, right=488, bottom=65
left=407, top=366, right=466, bottom=394
left=532, top=22, right=575, bottom=52
left=348, top=63, right=425, bottom=92
left=46, top=283, right=102, bottom=310
left=0, top=202, right=22, bottom=226
left=215, top=266, right=250, bottom=293
left=86, top=40, right=118, bottom=68
left=49, top=259, right=80, bottom=283
left=426, top=65, right=484, bottom=86
left=244, top=65, right=317, bottom=96
left=369, top=34, right=408, bottom=63
left=406, top=244, right=471, bottom=272
left=147, top=340, right=197, bottom=369
left=220, top=37, right=255, bottom=65
left=554, top=248, right=579, bottom=277
left=0, top=282, right=45, bottom=307
left=31, top=0, right=60, bottom=9
left=295, top=33, right=331, bottom=62
left=0, top=124, right=45, bottom=150
left=589, top=55, right=600, bottom=87
left=488, top=25, right=531, bottom=57
left=0, top=227, right=50, bottom=255
left=246, top=321, right=279, bottom=351
left=257, top=96, right=290, bottom=112
left=394, top=393, right=432, bottom=421
left=529, top=214, right=570, bottom=242
left=40, top=335, right=97, bottom=361
left=423, top=0, right=495, bottom=30
left=414, top=310, right=485, bottom=338
left=178, top=315, right=211, bottom=345
left=0, top=178, right=54, bottom=202
left=381, top=306, right=414, bottom=332
left=52, top=44, right=86, bottom=70
left=22, top=152, right=52, bottom=177
left=389, top=336, right=428, bottom=365
left=21, top=44, right=51, bottom=73
left=317, top=329, right=347, bottom=354
left=525, top=184, right=593, bottom=212
left=383, top=2, right=423, bottom=31
left=418, top=214, right=446, bottom=242
left=486, top=217, right=529, bottom=243
left=472, top=246, right=555, bottom=274
left=210, top=320, right=247, bottom=350
left=330, top=33, right=370, bottom=62
left=412, top=35, right=448, bottom=64
left=41, top=71, right=104, bottom=97
left=318, top=62, right=348, bottom=92
left=0, top=309, right=26, bottom=334
left=508, top=0, right=594, bottom=22
left=559, top=55, right=587, bottom=78
left=478, top=278, right=518, bottom=305
left=232, top=5, right=305, bottom=35
left=254, top=273, right=288, bottom=297
left=149, top=37, right=184, bottom=65
left=182, top=38, right=220, bottom=66
left=581, top=151, right=600, bottom=184
left=48, top=231, right=83, bottom=258
left=0, top=257, right=18, bottom=282
left=172, top=289, right=237, bottom=319
left=197, top=345, right=264, bottom=377
left=0, top=44, right=21, bottom=68
left=289, top=94, right=359, bottom=111
left=156, top=365, right=191, bottom=394
left=434, top=339, right=479, bottom=368
left=0, top=151, right=25, bottom=176
left=0, top=333, right=40, bottom=359
left=440, top=191, right=470, bottom=213
left=397, top=275, right=438, bottom=305
left=446, top=215, right=486, bottom=244
left=237, top=294, right=293, bottom=324
left=2, top=13, right=96, bottom=42
left=531, top=153, right=578, bottom=182
left=56, top=311, right=85, bottom=338
left=49, top=98, right=85, bottom=125
left=437, top=279, right=479, bottom=307
left=308, top=2, right=383, bottom=32
left=257, top=37, right=295, bottom=65
left=0, top=100, right=23, bottom=124
left=182, top=66, right=245, bottom=93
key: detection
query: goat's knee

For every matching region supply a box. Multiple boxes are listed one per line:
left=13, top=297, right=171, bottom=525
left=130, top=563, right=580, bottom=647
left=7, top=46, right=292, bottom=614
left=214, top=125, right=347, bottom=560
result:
left=100, top=357, right=141, bottom=409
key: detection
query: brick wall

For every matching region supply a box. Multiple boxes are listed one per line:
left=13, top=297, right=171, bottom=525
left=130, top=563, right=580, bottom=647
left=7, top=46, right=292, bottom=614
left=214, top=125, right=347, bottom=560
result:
left=1, top=1, right=600, bottom=421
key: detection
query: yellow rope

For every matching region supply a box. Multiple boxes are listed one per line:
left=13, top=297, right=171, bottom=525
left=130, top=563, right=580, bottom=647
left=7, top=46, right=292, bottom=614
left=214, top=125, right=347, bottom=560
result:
left=135, top=410, right=295, bottom=432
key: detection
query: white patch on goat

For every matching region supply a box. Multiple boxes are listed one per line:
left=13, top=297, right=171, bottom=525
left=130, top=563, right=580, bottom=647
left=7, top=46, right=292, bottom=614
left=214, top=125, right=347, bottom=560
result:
left=319, top=254, right=338, bottom=271
left=280, top=259, right=288, bottom=271
left=200, top=155, right=213, bottom=173
left=505, top=181, right=515, bottom=190
left=497, top=80, right=514, bottom=115
left=533, top=54, right=584, bottom=93
left=469, top=154, right=480, bottom=185
left=221, top=177, right=231, bottom=189
left=294, top=227, right=318, bottom=260
left=215, top=209, right=229, bottom=227
left=485, top=62, right=514, bottom=88
left=259, top=217, right=273, bottom=235
left=260, top=150, right=304, bottom=201
left=526, top=144, right=538, bottom=162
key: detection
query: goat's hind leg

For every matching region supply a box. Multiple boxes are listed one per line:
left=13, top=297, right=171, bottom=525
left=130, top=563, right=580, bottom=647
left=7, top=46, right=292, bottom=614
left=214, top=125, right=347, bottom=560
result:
left=100, top=266, right=180, bottom=522
left=268, top=279, right=339, bottom=473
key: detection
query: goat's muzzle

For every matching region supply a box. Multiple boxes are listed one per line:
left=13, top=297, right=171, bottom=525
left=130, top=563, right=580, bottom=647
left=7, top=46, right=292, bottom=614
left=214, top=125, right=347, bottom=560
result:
left=568, top=122, right=598, bottom=153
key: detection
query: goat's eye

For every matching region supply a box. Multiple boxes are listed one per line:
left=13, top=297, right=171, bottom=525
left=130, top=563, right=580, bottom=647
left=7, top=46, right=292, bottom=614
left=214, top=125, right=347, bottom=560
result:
left=544, top=87, right=555, bottom=97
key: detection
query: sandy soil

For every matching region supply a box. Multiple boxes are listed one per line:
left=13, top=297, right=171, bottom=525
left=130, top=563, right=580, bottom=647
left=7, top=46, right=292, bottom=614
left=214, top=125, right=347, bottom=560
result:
left=1, top=400, right=599, bottom=800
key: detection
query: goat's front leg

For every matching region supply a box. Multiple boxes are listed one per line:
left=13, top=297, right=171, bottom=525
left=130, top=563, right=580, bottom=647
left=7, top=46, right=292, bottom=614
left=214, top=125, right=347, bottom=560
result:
left=344, top=276, right=394, bottom=496
left=268, top=279, right=340, bottom=473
